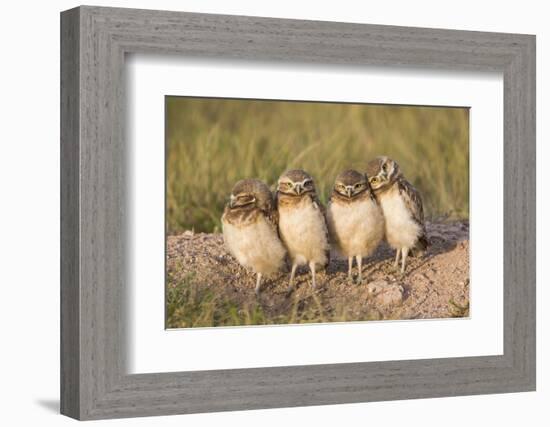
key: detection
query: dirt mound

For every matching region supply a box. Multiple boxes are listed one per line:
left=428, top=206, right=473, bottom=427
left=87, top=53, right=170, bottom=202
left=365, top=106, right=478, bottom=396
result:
left=166, top=221, right=469, bottom=327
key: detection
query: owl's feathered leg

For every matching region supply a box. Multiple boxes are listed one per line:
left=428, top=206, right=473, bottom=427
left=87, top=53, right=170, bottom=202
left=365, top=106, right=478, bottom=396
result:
left=348, top=257, right=354, bottom=284
left=287, top=262, right=298, bottom=293
left=309, top=261, right=317, bottom=290
left=401, top=247, right=409, bottom=274
left=255, top=273, right=262, bottom=296
left=356, top=255, right=363, bottom=284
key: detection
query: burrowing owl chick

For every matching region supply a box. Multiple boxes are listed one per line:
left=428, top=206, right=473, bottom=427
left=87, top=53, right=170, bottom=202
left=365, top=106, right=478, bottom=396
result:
left=366, top=156, right=428, bottom=274
left=276, top=169, right=330, bottom=291
left=327, top=169, right=384, bottom=284
left=221, top=179, right=287, bottom=295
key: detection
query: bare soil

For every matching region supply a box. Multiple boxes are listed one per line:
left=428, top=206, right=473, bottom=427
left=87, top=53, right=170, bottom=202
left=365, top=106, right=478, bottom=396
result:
left=166, top=221, right=470, bottom=325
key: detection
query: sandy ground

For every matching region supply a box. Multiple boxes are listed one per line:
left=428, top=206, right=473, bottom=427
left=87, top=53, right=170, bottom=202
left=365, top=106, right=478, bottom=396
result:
left=167, top=221, right=469, bottom=323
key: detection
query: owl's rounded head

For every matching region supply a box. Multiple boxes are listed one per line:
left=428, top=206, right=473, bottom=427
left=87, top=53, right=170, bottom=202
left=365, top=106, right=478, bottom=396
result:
left=277, top=169, right=316, bottom=196
left=333, top=169, right=370, bottom=199
left=366, top=156, right=401, bottom=192
left=229, top=179, right=273, bottom=210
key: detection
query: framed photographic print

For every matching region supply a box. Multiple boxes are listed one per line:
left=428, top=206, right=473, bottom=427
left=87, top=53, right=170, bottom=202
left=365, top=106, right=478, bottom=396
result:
left=61, top=5, right=536, bottom=420
left=164, top=97, right=471, bottom=329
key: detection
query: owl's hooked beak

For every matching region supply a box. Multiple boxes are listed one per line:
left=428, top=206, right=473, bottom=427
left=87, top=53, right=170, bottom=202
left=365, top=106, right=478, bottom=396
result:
left=345, top=186, right=353, bottom=198
left=229, top=195, right=237, bottom=208
left=294, top=183, right=303, bottom=195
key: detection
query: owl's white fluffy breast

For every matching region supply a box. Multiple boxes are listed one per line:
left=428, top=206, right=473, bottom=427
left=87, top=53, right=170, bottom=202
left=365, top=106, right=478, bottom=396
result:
left=378, top=188, right=421, bottom=250
left=278, top=198, right=329, bottom=266
left=222, top=215, right=286, bottom=275
left=327, top=198, right=384, bottom=258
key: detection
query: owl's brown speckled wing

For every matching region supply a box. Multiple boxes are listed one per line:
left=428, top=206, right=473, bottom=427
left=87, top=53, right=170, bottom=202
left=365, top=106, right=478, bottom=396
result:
left=255, top=191, right=278, bottom=235
left=397, top=177, right=429, bottom=250
left=264, top=207, right=279, bottom=234
left=310, top=193, right=331, bottom=268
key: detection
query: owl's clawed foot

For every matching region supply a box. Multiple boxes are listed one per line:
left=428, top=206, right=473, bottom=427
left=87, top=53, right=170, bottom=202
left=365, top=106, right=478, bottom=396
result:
left=355, top=256, right=363, bottom=286
left=285, top=263, right=298, bottom=297
left=309, top=261, right=317, bottom=291
left=348, top=273, right=365, bottom=285
left=398, top=248, right=409, bottom=277
left=391, top=261, right=401, bottom=272
left=346, top=274, right=363, bottom=285
left=356, top=268, right=364, bottom=285
left=347, top=257, right=360, bottom=285
left=390, top=266, right=406, bottom=278
left=393, top=249, right=401, bottom=271
left=392, top=265, right=407, bottom=279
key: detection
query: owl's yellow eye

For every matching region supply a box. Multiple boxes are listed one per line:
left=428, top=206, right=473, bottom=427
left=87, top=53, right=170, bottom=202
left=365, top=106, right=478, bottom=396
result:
left=370, top=177, right=378, bottom=184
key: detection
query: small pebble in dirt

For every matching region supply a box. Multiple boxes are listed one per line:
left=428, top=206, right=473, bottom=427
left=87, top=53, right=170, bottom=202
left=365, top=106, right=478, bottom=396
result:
left=367, top=280, right=390, bottom=296
left=367, top=280, right=404, bottom=307
left=379, top=288, right=404, bottom=306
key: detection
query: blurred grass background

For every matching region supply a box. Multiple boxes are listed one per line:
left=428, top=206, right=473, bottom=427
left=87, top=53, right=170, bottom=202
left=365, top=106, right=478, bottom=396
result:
left=166, top=97, right=469, bottom=234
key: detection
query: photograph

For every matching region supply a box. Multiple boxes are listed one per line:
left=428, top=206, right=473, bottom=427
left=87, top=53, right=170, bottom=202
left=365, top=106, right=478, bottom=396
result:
left=165, top=97, right=470, bottom=328
left=165, top=96, right=470, bottom=329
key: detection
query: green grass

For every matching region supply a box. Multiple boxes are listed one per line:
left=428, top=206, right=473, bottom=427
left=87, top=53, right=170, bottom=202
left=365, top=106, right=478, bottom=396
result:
left=166, top=274, right=378, bottom=328
left=448, top=299, right=470, bottom=318
left=166, top=97, right=469, bottom=234
left=166, top=274, right=267, bottom=328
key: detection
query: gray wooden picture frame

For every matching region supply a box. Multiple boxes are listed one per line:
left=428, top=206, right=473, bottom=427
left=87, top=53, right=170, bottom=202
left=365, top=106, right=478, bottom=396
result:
left=60, top=5, right=536, bottom=421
